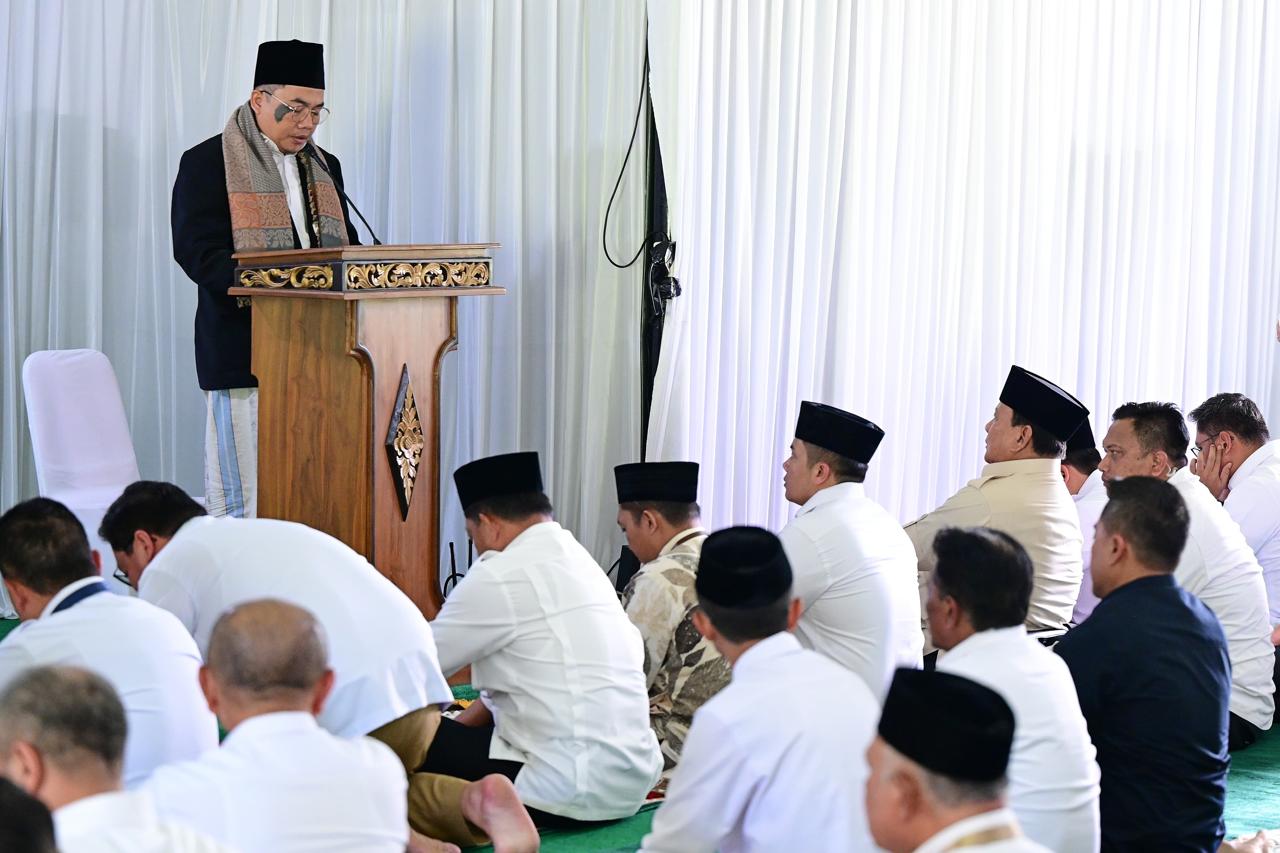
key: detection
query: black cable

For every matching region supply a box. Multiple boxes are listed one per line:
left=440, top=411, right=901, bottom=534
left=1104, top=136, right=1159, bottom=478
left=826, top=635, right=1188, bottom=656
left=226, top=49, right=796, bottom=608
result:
left=603, top=49, right=654, bottom=269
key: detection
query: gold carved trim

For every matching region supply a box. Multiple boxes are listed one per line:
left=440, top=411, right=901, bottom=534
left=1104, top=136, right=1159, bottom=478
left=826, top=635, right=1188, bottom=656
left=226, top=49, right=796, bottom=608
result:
left=347, top=261, right=491, bottom=290
left=238, top=265, right=334, bottom=290
left=385, top=366, right=424, bottom=520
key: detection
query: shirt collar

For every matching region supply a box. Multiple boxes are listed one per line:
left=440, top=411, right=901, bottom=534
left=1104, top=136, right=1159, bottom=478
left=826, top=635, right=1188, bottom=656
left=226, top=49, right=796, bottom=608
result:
left=1229, top=440, right=1280, bottom=489
left=796, top=481, right=866, bottom=517
left=499, top=520, right=561, bottom=554
left=222, top=711, right=319, bottom=748
left=658, top=527, right=706, bottom=558
left=55, top=789, right=158, bottom=838
left=915, top=808, right=1022, bottom=853
left=979, top=458, right=1062, bottom=478
left=41, top=576, right=106, bottom=619
left=1076, top=468, right=1105, bottom=501
left=1168, top=465, right=1197, bottom=487
left=732, top=632, right=802, bottom=678
left=939, top=625, right=1026, bottom=665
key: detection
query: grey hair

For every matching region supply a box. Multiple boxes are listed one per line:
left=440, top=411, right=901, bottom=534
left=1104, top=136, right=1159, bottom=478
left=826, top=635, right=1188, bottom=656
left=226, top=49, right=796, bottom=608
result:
left=0, top=666, right=126, bottom=773
left=206, top=599, right=330, bottom=701
left=918, top=766, right=1008, bottom=807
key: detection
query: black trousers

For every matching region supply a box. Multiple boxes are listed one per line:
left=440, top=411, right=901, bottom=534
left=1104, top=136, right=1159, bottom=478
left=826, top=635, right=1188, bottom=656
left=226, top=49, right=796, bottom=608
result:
left=419, top=717, right=622, bottom=831
left=1229, top=712, right=1263, bottom=752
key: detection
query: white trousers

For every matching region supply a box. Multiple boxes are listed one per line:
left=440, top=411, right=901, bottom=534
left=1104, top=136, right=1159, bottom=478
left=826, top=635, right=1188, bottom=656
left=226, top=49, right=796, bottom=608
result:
left=204, top=388, right=258, bottom=518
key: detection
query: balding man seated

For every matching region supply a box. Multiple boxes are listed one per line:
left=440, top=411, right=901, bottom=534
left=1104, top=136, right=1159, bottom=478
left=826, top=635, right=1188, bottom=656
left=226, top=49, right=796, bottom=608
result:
left=0, top=499, right=217, bottom=785
left=142, top=600, right=538, bottom=853
left=0, top=665, right=226, bottom=852
left=99, top=481, right=476, bottom=843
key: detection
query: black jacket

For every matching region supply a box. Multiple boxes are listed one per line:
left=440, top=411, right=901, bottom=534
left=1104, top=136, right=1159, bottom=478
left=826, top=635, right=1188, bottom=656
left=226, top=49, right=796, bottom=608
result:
left=170, top=133, right=360, bottom=390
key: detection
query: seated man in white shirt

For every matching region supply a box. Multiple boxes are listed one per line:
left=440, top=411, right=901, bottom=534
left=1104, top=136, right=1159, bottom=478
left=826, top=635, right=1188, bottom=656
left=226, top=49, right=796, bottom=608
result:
left=1190, top=392, right=1280, bottom=699
left=1060, top=420, right=1108, bottom=623
left=0, top=499, right=217, bottom=785
left=865, top=669, right=1050, bottom=853
left=615, top=460, right=729, bottom=767
left=143, top=600, right=537, bottom=853
left=778, top=402, right=923, bottom=695
left=424, top=452, right=663, bottom=827
left=906, top=366, right=1088, bottom=649
left=928, top=527, right=1100, bottom=852
left=99, top=481, right=480, bottom=843
left=0, top=665, right=226, bottom=852
left=1099, top=401, right=1275, bottom=749
left=0, top=777, right=56, bottom=853
left=640, top=526, right=880, bottom=853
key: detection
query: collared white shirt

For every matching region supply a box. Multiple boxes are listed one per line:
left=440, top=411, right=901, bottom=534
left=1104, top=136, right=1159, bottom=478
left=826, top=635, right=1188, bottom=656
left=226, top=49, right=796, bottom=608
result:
left=139, top=516, right=453, bottom=738
left=640, top=632, right=878, bottom=853
left=143, top=712, right=406, bottom=853
left=779, top=481, right=923, bottom=695
left=55, top=789, right=230, bottom=853
left=906, top=458, right=1083, bottom=644
left=0, top=577, right=217, bottom=787
left=937, top=627, right=1100, bottom=853
left=1071, top=470, right=1109, bottom=623
left=432, top=521, right=662, bottom=820
left=262, top=133, right=310, bottom=247
left=915, top=808, right=1052, bottom=853
left=1168, top=466, right=1276, bottom=729
left=1224, top=440, right=1280, bottom=621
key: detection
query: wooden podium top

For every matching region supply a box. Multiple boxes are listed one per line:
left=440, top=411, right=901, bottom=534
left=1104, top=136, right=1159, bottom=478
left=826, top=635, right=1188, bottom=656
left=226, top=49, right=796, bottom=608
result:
left=230, top=243, right=505, bottom=298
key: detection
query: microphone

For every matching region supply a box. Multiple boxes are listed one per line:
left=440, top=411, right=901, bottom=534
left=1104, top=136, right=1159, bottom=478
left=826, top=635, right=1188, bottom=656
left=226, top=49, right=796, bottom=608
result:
left=303, top=142, right=383, bottom=245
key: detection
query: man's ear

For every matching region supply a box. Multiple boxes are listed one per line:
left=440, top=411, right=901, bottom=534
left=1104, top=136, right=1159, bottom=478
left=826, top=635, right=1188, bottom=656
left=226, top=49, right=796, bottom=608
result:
left=198, top=666, right=220, bottom=716
left=785, top=597, right=803, bottom=630
left=7, top=741, right=44, bottom=796
left=692, top=607, right=715, bottom=641
left=812, top=460, right=832, bottom=487
left=641, top=509, right=662, bottom=533
left=90, top=550, right=102, bottom=573
left=311, top=670, right=336, bottom=716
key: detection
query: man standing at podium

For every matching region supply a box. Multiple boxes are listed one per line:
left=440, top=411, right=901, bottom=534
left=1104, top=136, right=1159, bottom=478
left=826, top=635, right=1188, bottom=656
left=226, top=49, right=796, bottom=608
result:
left=171, top=39, right=359, bottom=518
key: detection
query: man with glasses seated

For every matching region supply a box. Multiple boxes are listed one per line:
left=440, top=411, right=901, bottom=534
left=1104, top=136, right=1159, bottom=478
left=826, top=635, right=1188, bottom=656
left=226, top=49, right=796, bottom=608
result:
left=0, top=499, right=217, bottom=786
left=171, top=39, right=359, bottom=520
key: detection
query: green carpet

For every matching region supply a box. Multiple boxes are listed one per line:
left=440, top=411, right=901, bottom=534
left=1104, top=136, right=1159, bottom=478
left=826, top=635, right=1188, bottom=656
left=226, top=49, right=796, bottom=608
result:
left=1225, top=729, right=1280, bottom=837
left=0, top=619, right=18, bottom=644
left=465, top=803, right=658, bottom=853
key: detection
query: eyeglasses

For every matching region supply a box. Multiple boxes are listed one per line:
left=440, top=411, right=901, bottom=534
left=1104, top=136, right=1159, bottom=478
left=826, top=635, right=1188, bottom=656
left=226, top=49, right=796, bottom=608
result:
left=257, top=90, right=330, bottom=126
left=112, top=567, right=134, bottom=590
left=1190, top=433, right=1221, bottom=459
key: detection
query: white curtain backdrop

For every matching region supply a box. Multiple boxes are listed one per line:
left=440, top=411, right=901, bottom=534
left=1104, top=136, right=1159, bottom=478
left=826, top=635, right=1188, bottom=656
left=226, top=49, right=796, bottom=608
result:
left=646, top=0, right=1280, bottom=533
left=0, top=0, right=646, bottom=573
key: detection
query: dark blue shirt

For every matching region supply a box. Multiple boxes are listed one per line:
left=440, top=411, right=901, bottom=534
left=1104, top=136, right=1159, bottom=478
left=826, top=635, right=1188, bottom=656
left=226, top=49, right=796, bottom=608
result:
left=1055, top=574, right=1230, bottom=852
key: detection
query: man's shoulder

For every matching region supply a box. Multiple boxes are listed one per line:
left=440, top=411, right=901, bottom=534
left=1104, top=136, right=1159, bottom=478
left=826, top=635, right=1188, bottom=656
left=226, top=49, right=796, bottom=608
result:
left=179, top=134, right=226, bottom=169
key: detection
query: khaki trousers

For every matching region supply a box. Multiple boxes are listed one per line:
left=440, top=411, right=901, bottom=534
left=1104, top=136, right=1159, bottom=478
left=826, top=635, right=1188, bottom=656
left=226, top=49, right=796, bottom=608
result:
left=368, top=706, right=489, bottom=847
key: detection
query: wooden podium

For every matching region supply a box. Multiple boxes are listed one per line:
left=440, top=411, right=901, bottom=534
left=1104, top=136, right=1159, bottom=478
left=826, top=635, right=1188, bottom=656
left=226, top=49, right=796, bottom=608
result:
left=229, top=244, right=503, bottom=617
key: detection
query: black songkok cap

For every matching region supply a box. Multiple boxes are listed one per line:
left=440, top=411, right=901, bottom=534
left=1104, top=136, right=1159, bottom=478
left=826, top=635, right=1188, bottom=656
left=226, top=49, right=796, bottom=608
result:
left=999, top=365, right=1090, bottom=442
left=878, top=668, right=1014, bottom=783
left=695, top=526, right=792, bottom=609
left=254, top=40, right=326, bottom=89
left=794, top=402, right=885, bottom=464
left=453, top=452, right=543, bottom=512
left=1066, top=418, right=1097, bottom=454
left=614, top=462, right=699, bottom=504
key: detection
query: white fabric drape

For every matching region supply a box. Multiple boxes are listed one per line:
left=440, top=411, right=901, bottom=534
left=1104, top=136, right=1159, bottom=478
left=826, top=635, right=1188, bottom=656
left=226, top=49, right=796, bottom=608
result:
left=646, top=0, right=1280, bottom=533
left=0, top=1, right=645, bottom=571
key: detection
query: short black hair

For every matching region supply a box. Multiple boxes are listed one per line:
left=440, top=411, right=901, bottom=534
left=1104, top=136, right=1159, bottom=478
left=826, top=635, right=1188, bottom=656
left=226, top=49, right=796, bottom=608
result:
left=1189, top=393, right=1270, bottom=446
left=1099, top=477, right=1190, bottom=572
left=98, top=481, right=206, bottom=553
left=619, top=501, right=701, bottom=526
left=1009, top=411, right=1067, bottom=459
left=0, top=499, right=96, bottom=596
left=802, top=442, right=868, bottom=484
left=931, top=528, right=1032, bottom=630
left=0, top=778, right=55, bottom=853
left=1063, top=447, right=1102, bottom=476
left=699, top=587, right=792, bottom=643
left=1111, top=402, right=1190, bottom=468
left=462, top=491, right=554, bottom=523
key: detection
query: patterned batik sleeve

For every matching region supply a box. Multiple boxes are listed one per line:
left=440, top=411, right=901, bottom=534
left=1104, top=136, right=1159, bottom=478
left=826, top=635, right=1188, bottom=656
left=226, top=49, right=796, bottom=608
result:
left=623, top=563, right=688, bottom=689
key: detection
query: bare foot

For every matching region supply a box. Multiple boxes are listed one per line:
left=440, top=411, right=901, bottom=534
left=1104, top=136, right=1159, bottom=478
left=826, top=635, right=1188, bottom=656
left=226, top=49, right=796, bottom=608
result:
left=407, top=828, right=461, bottom=853
left=460, top=774, right=540, bottom=853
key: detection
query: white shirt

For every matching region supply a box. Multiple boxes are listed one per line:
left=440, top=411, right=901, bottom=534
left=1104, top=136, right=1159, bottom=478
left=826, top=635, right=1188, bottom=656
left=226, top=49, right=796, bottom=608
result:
left=937, top=627, right=1101, bottom=853
left=262, top=133, right=310, bottom=247
left=55, top=789, right=230, bottom=853
left=0, top=577, right=218, bottom=786
left=144, top=712, right=406, bottom=853
left=915, top=808, right=1052, bottom=853
left=1224, top=440, right=1280, bottom=622
left=1071, top=470, right=1109, bottom=623
left=139, top=516, right=453, bottom=737
left=640, top=633, right=878, bottom=853
left=1169, top=466, right=1276, bottom=729
left=906, top=459, right=1083, bottom=646
left=779, top=482, right=923, bottom=695
left=432, top=521, right=662, bottom=820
